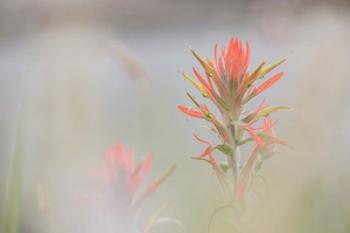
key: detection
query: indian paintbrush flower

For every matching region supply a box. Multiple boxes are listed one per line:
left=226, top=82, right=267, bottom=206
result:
left=178, top=37, right=291, bottom=203
left=88, top=144, right=175, bottom=233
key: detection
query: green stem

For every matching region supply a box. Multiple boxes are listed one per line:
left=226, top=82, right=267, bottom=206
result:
left=208, top=204, right=238, bottom=233
left=1, top=79, right=25, bottom=233
left=1, top=148, right=22, bottom=233
left=226, top=121, right=240, bottom=202
left=227, top=150, right=237, bottom=192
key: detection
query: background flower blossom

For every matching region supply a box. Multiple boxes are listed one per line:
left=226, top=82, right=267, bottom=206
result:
left=86, top=144, right=175, bottom=233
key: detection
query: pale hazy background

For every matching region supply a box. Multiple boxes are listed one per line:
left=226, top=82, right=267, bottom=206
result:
left=1, top=0, right=350, bottom=232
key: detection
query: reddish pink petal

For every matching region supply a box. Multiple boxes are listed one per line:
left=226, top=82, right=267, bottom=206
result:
left=192, top=67, right=216, bottom=98
left=199, top=146, right=214, bottom=159
left=177, top=105, right=204, bottom=118
left=131, top=181, right=158, bottom=210
left=243, top=41, right=251, bottom=73
left=139, top=153, right=153, bottom=178
left=236, top=179, right=246, bottom=201
left=192, top=134, right=214, bottom=158
left=244, top=125, right=265, bottom=148
left=255, top=72, right=283, bottom=95
left=193, top=133, right=211, bottom=145
left=242, top=99, right=266, bottom=123
left=262, top=118, right=274, bottom=135
left=128, top=166, right=142, bottom=194
left=105, top=146, right=118, bottom=177
left=128, top=154, right=152, bottom=195
left=214, top=43, right=218, bottom=65
left=111, top=144, right=123, bottom=166
left=124, top=147, right=134, bottom=174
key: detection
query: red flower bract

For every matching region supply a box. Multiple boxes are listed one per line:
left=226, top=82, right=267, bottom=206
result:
left=177, top=105, right=204, bottom=118
left=99, top=144, right=154, bottom=209
left=85, top=144, right=175, bottom=233
left=110, top=146, right=148, bottom=190
left=213, top=38, right=250, bottom=82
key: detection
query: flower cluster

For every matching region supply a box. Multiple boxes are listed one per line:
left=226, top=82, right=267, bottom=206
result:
left=90, top=144, right=175, bottom=233
left=178, top=38, right=290, bottom=202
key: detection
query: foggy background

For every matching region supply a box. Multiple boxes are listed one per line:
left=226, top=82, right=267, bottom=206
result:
left=1, top=0, right=350, bottom=232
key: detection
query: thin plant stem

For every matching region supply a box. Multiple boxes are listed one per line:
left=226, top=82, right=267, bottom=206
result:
left=1, top=77, right=25, bottom=233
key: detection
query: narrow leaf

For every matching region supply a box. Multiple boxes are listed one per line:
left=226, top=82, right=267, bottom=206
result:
left=182, top=72, right=208, bottom=97
left=257, top=105, right=292, bottom=117
left=186, top=92, right=201, bottom=108
left=191, top=49, right=214, bottom=77
left=244, top=62, right=265, bottom=87
left=258, top=59, right=285, bottom=79
left=214, top=95, right=229, bottom=111
left=216, top=144, right=233, bottom=156
left=132, top=164, right=176, bottom=209
left=219, top=163, right=230, bottom=173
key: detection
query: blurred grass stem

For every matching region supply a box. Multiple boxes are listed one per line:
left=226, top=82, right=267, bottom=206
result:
left=1, top=77, right=25, bottom=233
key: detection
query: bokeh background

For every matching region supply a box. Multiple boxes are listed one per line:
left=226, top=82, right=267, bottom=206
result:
left=1, top=0, right=350, bottom=232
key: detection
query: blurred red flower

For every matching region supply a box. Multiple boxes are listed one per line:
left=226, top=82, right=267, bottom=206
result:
left=85, top=144, right=175, bottom=233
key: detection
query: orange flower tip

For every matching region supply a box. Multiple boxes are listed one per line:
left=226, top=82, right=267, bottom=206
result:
left=273, top=72, right=284, bottom=83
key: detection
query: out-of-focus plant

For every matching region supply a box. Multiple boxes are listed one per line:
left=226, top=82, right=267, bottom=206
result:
left=86, top=144, right=176, bottom=233
left=111, top=40, right=150, bottom=92
left=178, top=37, right=291, bottom=231
left=1, top=80, right=25, bottom=233
left=1, top=147, right=21, bottom=233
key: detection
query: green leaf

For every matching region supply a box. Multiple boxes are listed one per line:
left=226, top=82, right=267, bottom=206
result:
left=260, top=150, right=276, bottom=160
left=258, top=59, right=285, bottom=79
left=252, top=174, right=270, bottom=198
left=143, top=203, right=169, bottom=233
left=254, top=158, right=263, bottom=171
left=219, top=163, right=230, bottom=173
left=259, top=133, right=272, bottom=142
left=182, top=72, right=208, bottom=97
left=257, top=105, right=293, bottom=117
left=216, top=144, right=233, bottom=156
left=186, top=92, right=201, bottom=108
left=214, top=95, right=229, bottom=111
left=191, top=49, right=214, bottom=77
left=208, top=205, right=241, bottom=233
left=237, top=137, right=253, bottom=146
left=245, top=62, right=265, bottom=86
